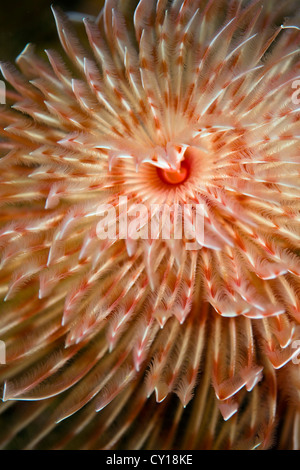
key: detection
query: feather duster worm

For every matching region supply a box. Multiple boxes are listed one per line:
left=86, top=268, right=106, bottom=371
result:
left=0, top=0, right=300, bottom=450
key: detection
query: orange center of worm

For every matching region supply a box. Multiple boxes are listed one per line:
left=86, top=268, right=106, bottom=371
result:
left=157, top=159, right=189, bottom=185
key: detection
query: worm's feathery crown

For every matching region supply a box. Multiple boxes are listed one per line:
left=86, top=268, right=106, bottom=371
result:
left=0, top=0, right=299, bottom=450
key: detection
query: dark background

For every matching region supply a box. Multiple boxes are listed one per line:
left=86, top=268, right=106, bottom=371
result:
left=0, top=0, right=105, bottom=63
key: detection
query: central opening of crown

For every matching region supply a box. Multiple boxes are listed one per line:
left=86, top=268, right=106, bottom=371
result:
left=157, top=160, right=189, bottom=184
left=157, top=158, right=190, bottom=185
left=157, top=160, right=190, bottom=185
left=153, top=142, right=197, bottom=186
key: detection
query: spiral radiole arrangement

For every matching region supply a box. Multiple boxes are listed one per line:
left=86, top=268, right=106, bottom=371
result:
left=0, top=0, right=299, bottom=450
